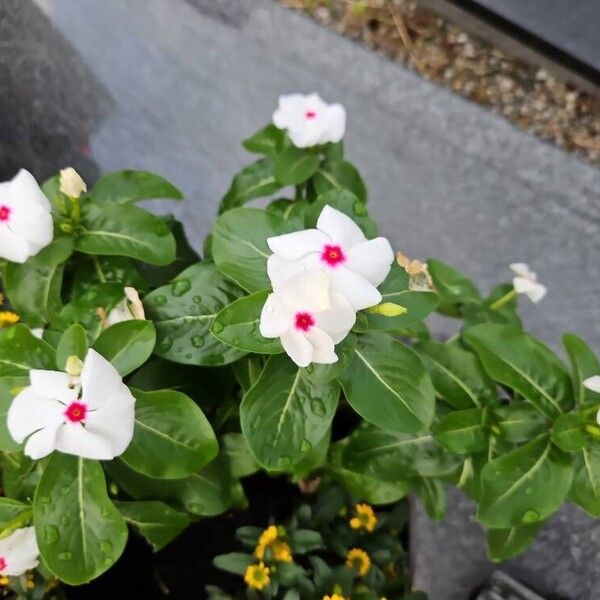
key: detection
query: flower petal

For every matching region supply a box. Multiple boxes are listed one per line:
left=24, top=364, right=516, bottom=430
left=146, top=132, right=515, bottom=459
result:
left=23, top=421, right=63, bottom=460
left=260, top=293, right=292, bottom=338
left=0, top=527, right=39, bottom=576
left=267, top=254, right=312, bottom=289
left=584, top=376, right=600, bottom=394
left=510, top=263, right=532, bottom=278
left=267, top=229, right=329, bottom=261
left=305, top=327, right=337, bottom=364
left=514, top=277, right=546, bottom=302
left=80, top=349, right=127, bottom=410
left=9, top=169, right=51, bottom=211
left=54, top=423, right=115, bottom=460
left=526, top=282, right=547, bottom=303
left=275, top=269, right=330, bottom=313
left=345, top=237, right=394, bottom=286
left=280, top=330, right=313, bottom=367
left=329, top=266, right=382, bottom=311
left=323, top=103, right=346, bottom=143
left=317, top=205, right=366, bottom=247
left=29, top=370, right=75, bottom=404
left=315, top=292, right=356, bottom=343
left=85, top=392, right=136, bottom=457
left=0, top=226, right=33, bottom=263
left=7, top=388, right=64, bottom=444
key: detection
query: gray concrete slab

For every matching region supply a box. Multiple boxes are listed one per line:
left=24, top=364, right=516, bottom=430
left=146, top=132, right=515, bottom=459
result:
left=5, top=0, right=600, bottom=597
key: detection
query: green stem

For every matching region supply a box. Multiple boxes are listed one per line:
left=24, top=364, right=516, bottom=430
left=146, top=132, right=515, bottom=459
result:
left=93, top=256, right=107, bottom=283
left=489, top=289, right=517, bottom=311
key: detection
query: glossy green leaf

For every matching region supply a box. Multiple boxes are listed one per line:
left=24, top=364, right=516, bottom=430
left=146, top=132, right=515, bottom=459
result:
left=415, top=340, right=498, bottom=410
left=290, top=429, right=330, bottom=479
left=221, top=433, right=260, bottom=479
left=0, top=325, right=55, bottom=377
left=478, top=436, right=573, bottom=528
left=122, top=389, right=218, bottom=479
left=115, top=500, right=190, bottom=551
left=288, top=530, right=324, bottom=554
left=464, top=324, right=572, bottom=419
left=144, top=263, right=246, bottom=366
left=433, top=408, right=488, bottom=454
left=211, top=290, right=283, bottom=354
left=486, top=523, right=541, bottom=562
left=91, top=170, right=183, bottom=204
left=312, top=159, right=367, bottom=202
left=56, top=324, right=88, bottom=371
left=242, top=124, right=286, bottom=156
left=303, top=333, right=357, bottom=384
left=75, top=202, right=176, bottom=265
left=0, top=497, right=30, bottom=526
left=273, top=147, right=320, bottom=185
left=3, top=237, right=73, bottom=326
left=220, top=159, right=282, bottom=213
left=427, top=259, right=481, bottom=308
left=340, top=332, right=435, bottom=433
left=212, top=208, right=298, bottom=292
left=493, top=403, right=548, bottom=443
left=415, top=477, right=445, bottom=520
left=570, top=445, right=600, bottom=516
left=34, top=454, right=128, bottom=585
left=551, top=412, right=588, bottom=452
left=2, top=451, right=39, bottom=501
left=563, top=333, right=600, bottom=405
left=240, top=355, right=340, bottom=471
left=93, top=320, right=156, bottom=376
left=213, top=553, right=254, bottom=576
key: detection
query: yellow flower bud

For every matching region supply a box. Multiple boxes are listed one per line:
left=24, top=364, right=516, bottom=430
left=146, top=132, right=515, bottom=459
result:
left=59, top=167, right=87, bottom=199
left=366, top=302, right=408, bottom=317
left=65, top=355, right=84, bottom=377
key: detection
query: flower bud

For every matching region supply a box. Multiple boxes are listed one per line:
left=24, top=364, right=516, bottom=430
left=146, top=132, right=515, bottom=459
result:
left=59, top=167, right=87, bottom=199
left=65, top=355, right=84, bottom=377
left=366, top=302, right=407, bottom=317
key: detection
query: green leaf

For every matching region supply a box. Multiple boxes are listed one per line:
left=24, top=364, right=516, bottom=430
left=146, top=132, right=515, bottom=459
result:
left=563, top=333, right=600, bottom=405
left=56, top=324, right=88, bottom=370
left=273, top=147, right=320, bottom=185
left=478, top=436, right=573, bottom=528
left=212, top=208, right=298, bottom=292
left=93, top=320, right=156, bottom=376
left=144, top=263, right=246, bottom=366
left=313, top=159, right=367, bottom=202
left=415, top=477, right=445, bottom=520
left=221, top=433, right=260, bottom=479
left=0, top=325, right=55, bottom=377
left=415, top=340, right=498, bottom=410
left=3, top=237, right=73, bottom=326
left=427, top=259, right=481, bottom=309
left=220, top=159, right=282, bottom=213
left=115, top=500, right=190, bottom=551
left=212, top=290, right=283, bottom=354
left=551, top=412, right=588, bottom=452
left=464, top=324, right=572, bottom=419
left=106, top=456, right=233, bottom=517
left=90, top=170, right=182, bottom=204
left=242, top=124, right=286, bottom=156
left=433, top=408, right=488, bottom=454
left=570, top=445, right=600, bottom=516
left=75, top=202, right=176, bottom=265
left=303, top=334, right=356, bottom=384
left=213, top=552, right=254, bottom=576
left=0, top=497, right=30, bottom=525
left=486, top=523, right=541, bottom=562
left=493, top=403, right=548, bottom=443
left=340, top=332, right=434, bottom=433
left=240, top=355, right=339, bottom=471
left=305, top=190, right=376, bottom=237
left=34, top=454, right=128, bottom=585
left=288, top=530, right=324, bottom=553
left=291, top=429, right=330, bottom=479
left=122, top=388, right=218, bottom=479
left=2, top=451, right=40, bottom=501
left=0, top=378, right=27, bottom=451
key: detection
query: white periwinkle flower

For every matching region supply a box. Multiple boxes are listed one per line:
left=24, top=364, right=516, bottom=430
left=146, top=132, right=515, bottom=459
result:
left=7, top=349, right=135, bottom=460
left=260, top=270, right=356, bottom=368
left=0, top=527, right=39, bottom=576
left=273, top=93, right=346, bottom=148
left=510, top=263, right=547, bottom=303
left=59, top=166, right=87, bottom=199
left=0, top=169, right=53, bottom=263
left=267, top=205, right=394, bottom=311
left=105, top=287, right=146, bottom=327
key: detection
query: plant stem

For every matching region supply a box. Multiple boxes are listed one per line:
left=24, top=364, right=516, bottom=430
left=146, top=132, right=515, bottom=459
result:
left=489, top=288, right=517, bottom=311
left=93, top=256, right=107, bottom=283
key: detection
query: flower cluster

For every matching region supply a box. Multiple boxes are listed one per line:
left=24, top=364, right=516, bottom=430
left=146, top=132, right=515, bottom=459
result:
left=349, top=503, right=378, bottom=533
left=260, top=205, right=394, bottom=366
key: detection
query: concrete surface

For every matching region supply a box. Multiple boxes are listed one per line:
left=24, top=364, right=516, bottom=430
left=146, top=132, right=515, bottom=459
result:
left=4, top=0, right=600, bottom=597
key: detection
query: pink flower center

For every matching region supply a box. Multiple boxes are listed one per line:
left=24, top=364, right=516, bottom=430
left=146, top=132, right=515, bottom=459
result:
left=295, top=311, right=315, bottom=332
left=0, top=557, right=7, bottom=572
left=321, top=244, right=346, bottom=267
left=305, top=110, right=317, bottom=119
left=65, top=401, right=87, bottom=423
left=0, top=205, right=11, bottom=222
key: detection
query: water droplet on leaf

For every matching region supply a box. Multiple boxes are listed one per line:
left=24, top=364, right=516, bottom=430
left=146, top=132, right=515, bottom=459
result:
left=58, top=552, right=73, bottom=561
left=522, top=509, right=540, bottom=524
left=191, top=335, right=205, bottom=348
left=44, top=525, right=60, bottom=544
left=171, top=279, right=191, bottom=297
left=212, top=321, right=224, bottom=334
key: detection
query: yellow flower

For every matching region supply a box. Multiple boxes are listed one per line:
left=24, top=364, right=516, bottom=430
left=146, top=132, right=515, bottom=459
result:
left=349, top=503, right=377, bottom=532
left=346, top=548, right=371, bottom=576
left=0, top=575, right=8, bottom=586
left=272, top=540, right=292, bottom=562
left=258, top=525, right=278, bottom=547
left=323, top=595, right=345, bottom=600
left=244, top=562, right=270, bottom=590
left=0, top=311, right=19, bottom=327
left=254, top=525, right=292, bottom=562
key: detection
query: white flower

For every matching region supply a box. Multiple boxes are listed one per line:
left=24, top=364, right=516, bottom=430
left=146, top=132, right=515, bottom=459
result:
left=105, top=287, right=146, bottom=327
left=583, top=376, right=600, bottom=425
left=273, top=93, right=346, bottom=148
left=7, top=349, right=135, bottom=460
left=0, top=527, right=39, bottom=576
left=510, top=263, right=547, bottom=303
left=267, top=205, right=394, bottom=311
left=0, top=169, right=53, bottom=263
left=260, top=270, right=355, bottom=367
left=59, top=167, right=87, bottom=199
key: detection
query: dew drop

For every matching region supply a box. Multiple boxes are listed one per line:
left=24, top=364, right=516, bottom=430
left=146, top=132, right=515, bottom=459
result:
left=300, top=439, right=312, bottom=452
left=304, top=364, right=314, bottom=375
left=185, top=353, right=192, bottom=359
left=44, top=525, right=60, bottom=544
left=525, top=487, right=533, bottom=495
left=191, top=335, right=205, bottom=348
left=60, top=515, right=70, bottom=526
left=39, top=496, right=52, bottom=504
left=521, top=509, right=540, bottom=524
left=58, top=551, right=73, bottom=561
left=193, top=295, right=203, bottom=304
left=153, top=295, right=167, bottom=306
left=353, top=201, right=367, bottom=216
left=310, top=399, right=326, bottom=417
left=100, top=540, right=113, bottom=553
left=189, top=502, right=204, bottom=514
left=158, top=336, right=173, bottom=352
left=278, top=456, right=291, bottom=468
left=171, top=279, right=191, bottom=297
left=212, top=321, right=224, bottom=334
